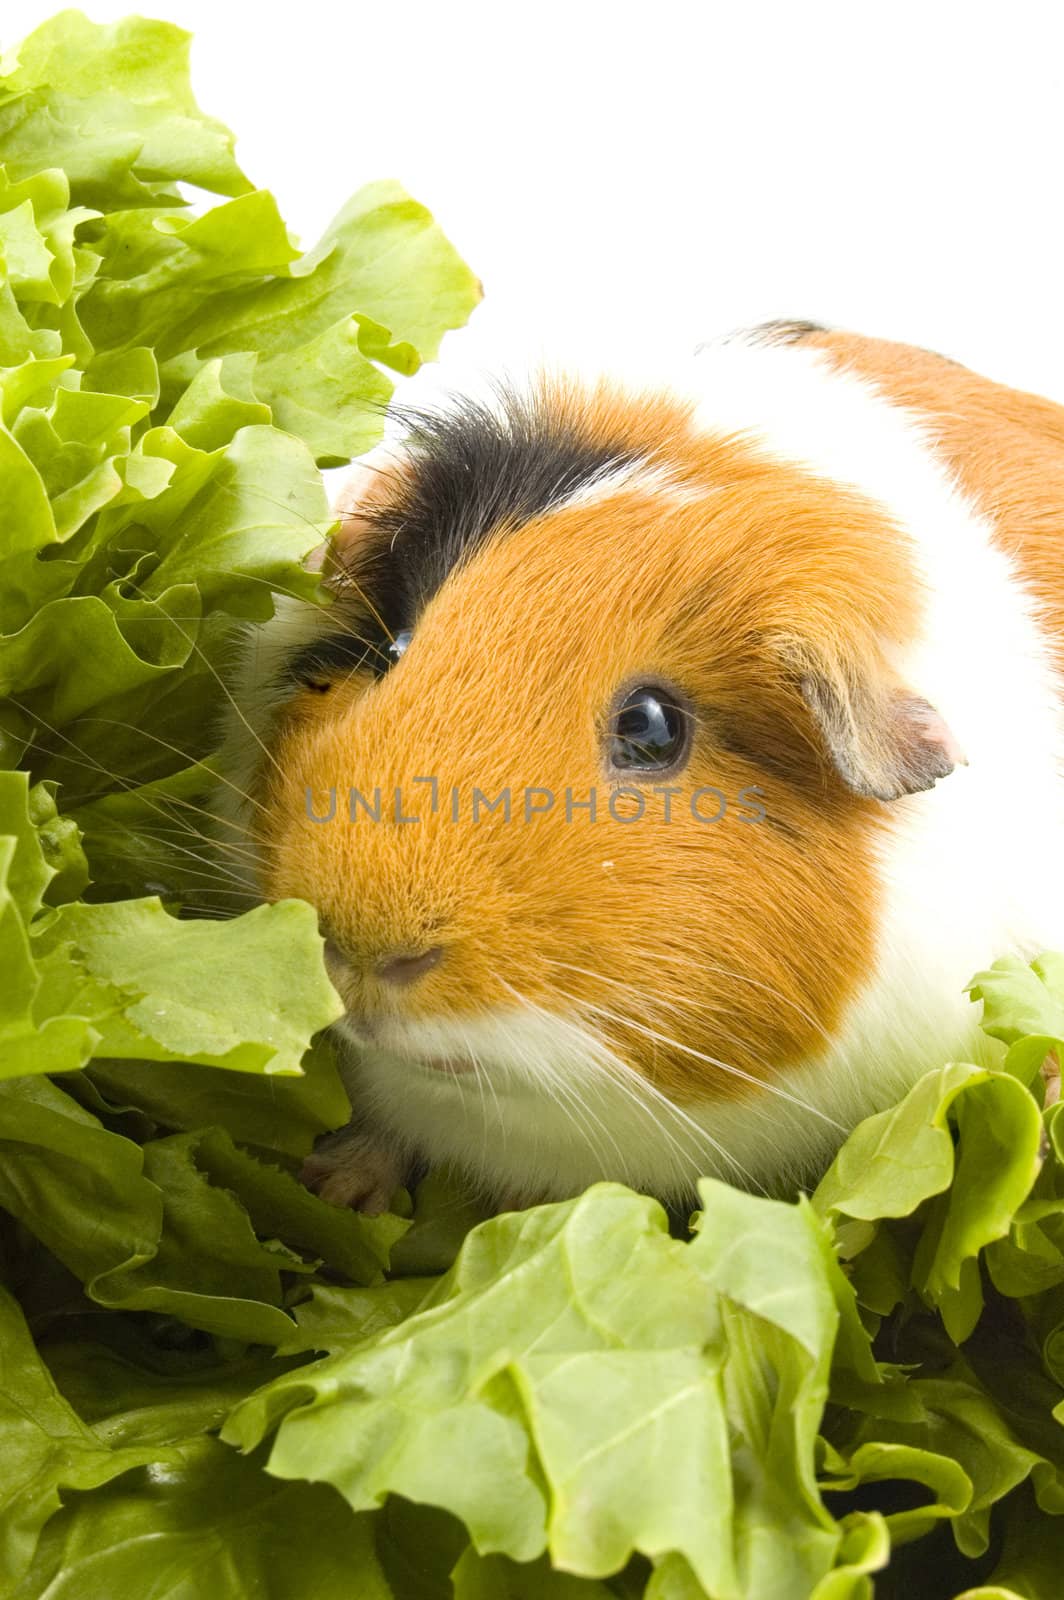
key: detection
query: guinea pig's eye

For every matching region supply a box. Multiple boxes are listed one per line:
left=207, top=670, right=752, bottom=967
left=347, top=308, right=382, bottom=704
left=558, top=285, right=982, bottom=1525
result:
left=388, top=628, right=413, bottom=661
left=607, top=684, right=692, bottom=774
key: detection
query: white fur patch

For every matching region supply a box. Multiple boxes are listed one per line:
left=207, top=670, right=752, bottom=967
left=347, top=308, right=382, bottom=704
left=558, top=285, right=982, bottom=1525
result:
left=336, top=1004, right=774, bottom=1201
left=549, top=459, right=704, bottom=514
left=334, top=981, right=1006, bottom=1204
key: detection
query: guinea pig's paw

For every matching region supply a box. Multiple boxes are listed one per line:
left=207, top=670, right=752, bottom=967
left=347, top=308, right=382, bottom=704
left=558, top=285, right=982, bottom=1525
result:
left=299, top=1125, right=410, bottom=1215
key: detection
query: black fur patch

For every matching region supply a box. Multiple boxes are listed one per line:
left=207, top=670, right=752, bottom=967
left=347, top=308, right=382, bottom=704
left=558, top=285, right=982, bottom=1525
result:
left=340, top=386, right=642, bottom=635
left=742, top=319, right=829, bottom=347
left=285, top=625, right=393, bottom=690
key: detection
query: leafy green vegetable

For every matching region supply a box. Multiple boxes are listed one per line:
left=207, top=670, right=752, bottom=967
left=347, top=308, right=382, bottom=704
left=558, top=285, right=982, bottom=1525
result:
left=11, top=1439, right=392, bottom=1600
left=5, top=9, right=1064, bottom=1600
left=0, top=0, right=478, bottom=1099
left=0, top=8, right=478, bottom=1592
left=15, top=948, right=1064, bottom=1600
left=0, top=1284, right=162, bottom=1585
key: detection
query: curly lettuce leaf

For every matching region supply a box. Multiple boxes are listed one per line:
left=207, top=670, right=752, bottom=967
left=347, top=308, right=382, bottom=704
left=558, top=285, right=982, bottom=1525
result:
left=223, top=1182, right=886, bottom=1600
left=0, top=13, right=250, bottom=205
left=0, top=767, right=345, bottom=1081
left=0, top=5, right=480, bottom=904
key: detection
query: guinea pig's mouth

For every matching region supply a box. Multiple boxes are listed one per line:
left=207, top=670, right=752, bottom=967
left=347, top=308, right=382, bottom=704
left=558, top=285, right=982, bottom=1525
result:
left=414, top=1055, right=476, bottom=1077
left=333, top=1004, right=614, bottom=1095
left=334, top=1013, right=482, bottom=1079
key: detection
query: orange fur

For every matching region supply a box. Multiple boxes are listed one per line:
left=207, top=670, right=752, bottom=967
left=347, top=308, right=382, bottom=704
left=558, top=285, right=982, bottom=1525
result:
left=259, top=388, right=924, bottom=1103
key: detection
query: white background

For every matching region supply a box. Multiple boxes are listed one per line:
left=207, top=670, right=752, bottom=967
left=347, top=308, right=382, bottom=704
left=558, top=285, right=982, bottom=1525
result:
left=5, top=0, right=1064, bottom=404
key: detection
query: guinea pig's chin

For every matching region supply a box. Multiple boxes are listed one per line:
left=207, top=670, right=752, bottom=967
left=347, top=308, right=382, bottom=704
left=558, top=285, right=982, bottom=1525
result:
left=331, top=1004, right=614, bottom=1094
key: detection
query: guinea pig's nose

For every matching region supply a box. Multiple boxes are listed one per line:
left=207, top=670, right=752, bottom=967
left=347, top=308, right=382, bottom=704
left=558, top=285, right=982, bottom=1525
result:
left=375, top=945, right=445, bottom=987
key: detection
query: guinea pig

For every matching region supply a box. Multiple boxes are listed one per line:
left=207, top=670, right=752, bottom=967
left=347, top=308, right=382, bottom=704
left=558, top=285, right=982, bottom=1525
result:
left=212, top=321, right=1064, bottom=1213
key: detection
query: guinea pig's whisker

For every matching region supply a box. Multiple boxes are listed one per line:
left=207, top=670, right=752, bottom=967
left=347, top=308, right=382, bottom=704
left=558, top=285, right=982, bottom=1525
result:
left=119, top=838, right=252, bottom=884
left=543, top=997, right=764, bottom=1182
left=572, top=1017, right=767, bottom=1191
left=699, top=962, right=836, bottom=1050
left=533, top=1050, right=628, bottom=1177
left=94, top=826, right=257, bottom=895
left=484, top=994, right=611, bottom=1168
left=108, top=804, right=265, bottom=869
left=159, top=563, right=396, bottom=664
left=166, top=803, right=268, bottom=857
left=465, top=1039, right=496, bottom=1176
left=136, top=819, right=248, bottom=897
left=574, top=1010, right=757, bottom=1189
left=472, top=1032, right=506, bottom=1145
left=541, top=963, right=827, bottom=1132
left=491, top=979, right=629, bottom=1172
left=494, top=976, right=705, bottom=1182
left=136, top=826, right=263, bottom=869
left=118, top=576, right=289, bottom=786
left=171, top=906, right=241, bottom=921
left=113, top=823, right=263, bottom=890
left=547, top=984, right=846, bottom=1133
left=539, top=955, right=764, bottom=1087
left=211, top=479, right=340, bottom=545
left=654, top=954, right=833, bottom=1056
left=544, top=1075, right=613, bottom=1173
left=208, top=492, right=397, bottom=647
left=230, top=575, right=398, bottom=672
left=73, top=715, right=274, bottom=823
left=7, top=699, right=147, bottom=791
left=6, top=699, right=265, bottom=899
left=8, top=701, right=255, bottom=858
left=130, top=844, right=257, bottom=893
left=75, top=805, right=254, bottom=896
left=541, top=1062, right=625, bottom=1178
left=545, top=955, right=835, bottom=1053
left=11, top=699, right=271, bottom=844
left=595, top=1050, right=762, bottom=1193
left=55, top=779, right=268, bottom=868
left=569, top=1069, right=661, bottom=1178
left=541, top=957, right=736, bottom=1044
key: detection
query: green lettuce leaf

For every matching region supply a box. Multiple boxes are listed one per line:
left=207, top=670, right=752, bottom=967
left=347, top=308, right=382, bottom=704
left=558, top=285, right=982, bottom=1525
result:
left=223, top=1182, right=883, bottom=1600
left=0, top=1284, right=162, bottom=1591
left=10, top=1439, right=392, bottom=1600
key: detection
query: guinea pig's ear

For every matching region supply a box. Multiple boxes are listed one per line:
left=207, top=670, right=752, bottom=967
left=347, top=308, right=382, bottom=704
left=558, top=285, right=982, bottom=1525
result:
left=789, top=646, right=967, bottom=802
